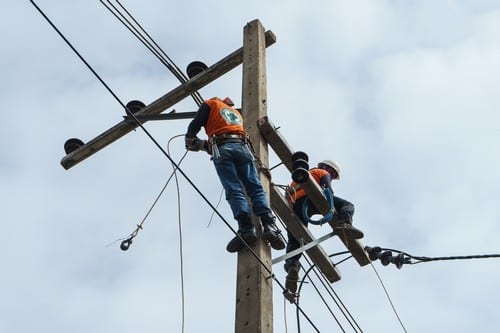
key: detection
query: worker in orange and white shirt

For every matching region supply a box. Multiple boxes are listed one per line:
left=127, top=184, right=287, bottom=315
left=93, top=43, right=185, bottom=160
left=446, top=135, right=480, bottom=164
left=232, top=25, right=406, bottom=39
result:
left=185, top=97, right=285, bottom=253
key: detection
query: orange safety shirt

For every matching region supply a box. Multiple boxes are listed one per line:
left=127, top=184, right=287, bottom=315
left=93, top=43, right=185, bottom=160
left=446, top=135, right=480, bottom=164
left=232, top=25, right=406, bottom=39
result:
left=288, top=168, right=330, bottom=203
left=204, top=98, right=247, bottom=137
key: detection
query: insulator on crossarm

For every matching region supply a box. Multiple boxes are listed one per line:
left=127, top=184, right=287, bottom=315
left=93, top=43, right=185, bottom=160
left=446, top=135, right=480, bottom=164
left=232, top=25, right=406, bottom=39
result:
left=365, top=246, right=382, bottom=261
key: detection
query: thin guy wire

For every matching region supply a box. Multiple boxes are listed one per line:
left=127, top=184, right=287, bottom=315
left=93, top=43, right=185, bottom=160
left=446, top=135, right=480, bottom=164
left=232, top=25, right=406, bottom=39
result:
left=369, top=261, right=408, bottom=333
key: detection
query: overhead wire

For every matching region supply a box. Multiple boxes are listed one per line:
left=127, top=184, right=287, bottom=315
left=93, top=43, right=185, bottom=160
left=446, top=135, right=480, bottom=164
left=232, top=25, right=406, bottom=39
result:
left=99, top=0, right=204, bottom=106
left=29, top=3, right=324, bottom=330
left=294, top=252, right=363, bottom=333
left=385, top=247, right=500, bottom=265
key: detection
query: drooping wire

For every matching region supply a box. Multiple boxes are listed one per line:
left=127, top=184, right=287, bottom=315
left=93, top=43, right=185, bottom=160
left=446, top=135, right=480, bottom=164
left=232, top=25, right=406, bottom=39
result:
left=99, top=0, right=204, bottom=106
left=109, top=149, right=187, bottom=250
left=369, top=262, right=408, bottom=333
left=301, top=255, right=363, bottom=333
left=29, top=4, right=324, bottom=330
left=294, top=252, right=363, bottom=333
left=166, top=135, right=186, bottom=333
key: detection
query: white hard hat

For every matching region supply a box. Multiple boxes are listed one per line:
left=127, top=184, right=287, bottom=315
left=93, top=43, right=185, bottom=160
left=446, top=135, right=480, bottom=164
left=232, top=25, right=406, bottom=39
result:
left=318, top=160, right=341, bottom=179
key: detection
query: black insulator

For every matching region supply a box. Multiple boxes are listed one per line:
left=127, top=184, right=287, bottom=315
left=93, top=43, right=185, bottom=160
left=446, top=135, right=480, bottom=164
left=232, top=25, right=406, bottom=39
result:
left=186, top=61, right=208, bottom=79
left=365, top=246, right=382, bottom=261
left=292, top=158, right=309, bottom=171
left=292, top=151, right=309, bottom=162
left=292, top=168, right=309, bottom=183
left=392, top=253, right=406, bottom=269
left=120, top=238, right=133, bottom=251
left=64, top=138, right=84, bottom=154
left=380, top=251, right=393, bottom=266
left=125, top=100, right=146, bottom=114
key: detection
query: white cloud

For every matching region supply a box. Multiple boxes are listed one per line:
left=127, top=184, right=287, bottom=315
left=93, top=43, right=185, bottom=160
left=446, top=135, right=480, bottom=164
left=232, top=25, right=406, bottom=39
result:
left=3, top=1, right=500, bottom=332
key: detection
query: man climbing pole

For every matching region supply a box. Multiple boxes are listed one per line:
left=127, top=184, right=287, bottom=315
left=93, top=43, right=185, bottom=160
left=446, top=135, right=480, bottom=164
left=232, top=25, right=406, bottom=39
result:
left=185, top=96, right=285, bottom=252
left=284, top=160, right=363, bottom=294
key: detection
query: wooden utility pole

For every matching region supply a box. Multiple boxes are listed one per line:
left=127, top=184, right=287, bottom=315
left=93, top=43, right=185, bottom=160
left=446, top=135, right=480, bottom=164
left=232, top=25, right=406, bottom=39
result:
left=235, top=20, right=273, bottom=333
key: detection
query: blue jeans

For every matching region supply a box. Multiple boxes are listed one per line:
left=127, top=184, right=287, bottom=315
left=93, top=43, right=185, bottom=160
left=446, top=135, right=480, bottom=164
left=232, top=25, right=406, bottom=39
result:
left=212, top=142, right=272, bottom=219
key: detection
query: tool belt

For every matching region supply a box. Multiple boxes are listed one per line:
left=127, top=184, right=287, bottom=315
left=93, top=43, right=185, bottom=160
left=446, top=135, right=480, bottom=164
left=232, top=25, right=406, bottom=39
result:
left=209, top=133, right=248, bottom=146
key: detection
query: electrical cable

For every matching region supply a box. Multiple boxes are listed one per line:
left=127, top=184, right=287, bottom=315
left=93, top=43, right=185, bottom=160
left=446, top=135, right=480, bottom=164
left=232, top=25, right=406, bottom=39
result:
left=99, top=0, right=204, bottom=106
left=167, top=136, right=186, bottom=333
left=206, top=188, right=224, bottom=228
left=369, top=262, right=408, bottom=333
left=294, top=252, right=362, bottom=333
left=117, top=151, right=188, bottom=250
left=366, top=246, right=500, bottom=267
left=30, top=3, right=323, bottom=330
left=304, top=259, right=362, bottom=333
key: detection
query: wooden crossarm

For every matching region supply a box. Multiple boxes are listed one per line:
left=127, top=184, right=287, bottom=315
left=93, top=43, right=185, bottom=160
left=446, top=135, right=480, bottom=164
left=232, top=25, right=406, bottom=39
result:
left=60, top=31, right=277, bottom=170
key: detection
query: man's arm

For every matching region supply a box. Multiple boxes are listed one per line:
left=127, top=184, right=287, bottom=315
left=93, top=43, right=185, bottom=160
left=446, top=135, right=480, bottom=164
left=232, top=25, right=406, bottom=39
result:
left=186, top=103, right=210, bottom=138
left=319, top=174, right=333, bottom=192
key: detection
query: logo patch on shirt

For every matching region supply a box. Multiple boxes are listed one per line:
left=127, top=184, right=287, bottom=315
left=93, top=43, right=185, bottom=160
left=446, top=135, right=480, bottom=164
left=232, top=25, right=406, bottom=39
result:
left=220, top=108, right=242, bottom=125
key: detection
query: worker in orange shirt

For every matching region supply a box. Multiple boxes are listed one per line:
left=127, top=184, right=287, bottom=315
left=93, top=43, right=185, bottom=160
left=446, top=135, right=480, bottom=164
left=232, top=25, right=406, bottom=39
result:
left=284, top=160, right=363, bottom=294
left=185, top=97, right=285, bottom=252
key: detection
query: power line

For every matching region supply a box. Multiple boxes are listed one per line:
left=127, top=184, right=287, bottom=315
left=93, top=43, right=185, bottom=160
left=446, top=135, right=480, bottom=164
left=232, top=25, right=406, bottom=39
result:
left=293, top=252, right=364, bottom=333
left=365, top=245, right=500, bottom=268
left=99, top=0, right=204, bottom=106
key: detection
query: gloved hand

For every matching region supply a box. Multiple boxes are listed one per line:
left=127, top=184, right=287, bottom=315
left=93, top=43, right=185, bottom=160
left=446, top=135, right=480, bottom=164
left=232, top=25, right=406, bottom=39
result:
left=200, top=140, right=212, bottom=155
left=186, top=136, right=210, bottom=152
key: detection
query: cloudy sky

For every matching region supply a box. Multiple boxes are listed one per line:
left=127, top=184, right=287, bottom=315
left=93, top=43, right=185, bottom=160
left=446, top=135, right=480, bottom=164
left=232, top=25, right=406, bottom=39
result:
left=3, top=0, right=500, bottom=332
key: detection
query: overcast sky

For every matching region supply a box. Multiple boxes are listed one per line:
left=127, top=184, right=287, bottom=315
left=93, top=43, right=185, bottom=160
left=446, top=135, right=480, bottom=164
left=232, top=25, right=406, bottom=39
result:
left=2, top=1, right=500, bottom=332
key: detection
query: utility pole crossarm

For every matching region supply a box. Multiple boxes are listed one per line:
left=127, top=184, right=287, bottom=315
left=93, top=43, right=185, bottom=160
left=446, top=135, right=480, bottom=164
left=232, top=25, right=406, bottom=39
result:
left=60, top=31, right=277, bottom=170
left=258, top=116, right=371, bottom=266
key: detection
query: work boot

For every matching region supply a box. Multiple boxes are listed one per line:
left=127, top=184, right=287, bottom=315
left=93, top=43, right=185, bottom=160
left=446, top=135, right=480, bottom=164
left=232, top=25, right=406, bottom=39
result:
left=226, top=214, right=257, bottom=253
left=260, top=213, right=286, bottom=250
left=333, top=215, right=364, bottom=239
left=285, top=261, right=300, bottom=293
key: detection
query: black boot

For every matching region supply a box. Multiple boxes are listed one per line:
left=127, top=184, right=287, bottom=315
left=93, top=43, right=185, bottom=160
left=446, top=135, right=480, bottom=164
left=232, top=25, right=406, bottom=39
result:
left=285, top=261, right=300, bottom=293
left=260, top=213, right=286, bottom=250
left=333, top=215, right=364, bottom=239
left=226, top=214, right=257, bottom=253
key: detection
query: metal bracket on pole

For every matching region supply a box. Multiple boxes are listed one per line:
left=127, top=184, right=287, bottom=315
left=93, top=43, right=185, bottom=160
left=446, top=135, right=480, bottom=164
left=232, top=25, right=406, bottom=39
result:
left=272, top=232, right=336, bottom=265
